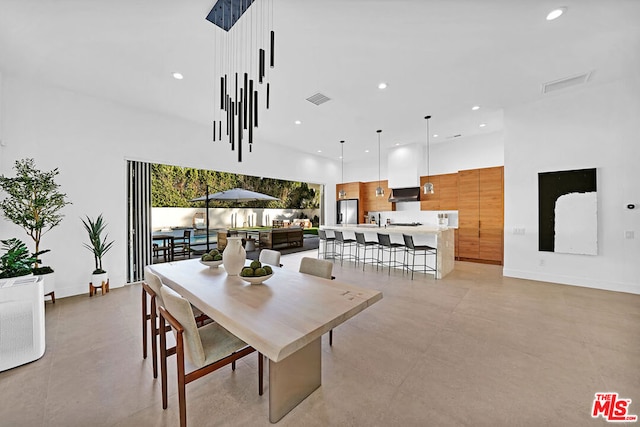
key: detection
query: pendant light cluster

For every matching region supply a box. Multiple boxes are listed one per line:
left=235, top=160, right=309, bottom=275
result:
left=338, top=140, right=347, bottom=199
left=375, top=130, right=384, bottom=197
left=207, top=0, right=275, bottom=162
left=423, top=115, right=434, bottom=194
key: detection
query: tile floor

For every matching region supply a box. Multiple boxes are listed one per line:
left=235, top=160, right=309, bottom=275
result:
left=1, top=251, right=639, bottom=426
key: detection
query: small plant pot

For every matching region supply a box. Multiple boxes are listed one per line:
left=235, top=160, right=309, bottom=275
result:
left=91, top=272, right=108, bottom=286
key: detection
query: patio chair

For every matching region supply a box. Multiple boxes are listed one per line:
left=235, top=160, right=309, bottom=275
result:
left=173, top=230, right=191, bottom=259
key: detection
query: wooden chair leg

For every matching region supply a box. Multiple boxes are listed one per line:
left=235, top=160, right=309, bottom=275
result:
left=142, top=288, right=148, bottom=359
left=258, top=353, right=264, bottom=396
left=151, top=298, right=158, bottom=379
left=160, top=315, right=168, bottom=410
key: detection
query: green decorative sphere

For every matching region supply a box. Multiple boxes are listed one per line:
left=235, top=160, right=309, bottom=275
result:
left=250, top=260, right=262, bottom=270
left=240, top=267, right=255, bottom=277
left=263, top=265, right=273, bottom=275
left=254, top=267, right=267, bottom=277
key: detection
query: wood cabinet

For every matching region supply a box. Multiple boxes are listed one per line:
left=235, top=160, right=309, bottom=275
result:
left=336, top=182, right=367, bottom=223
left=457, top=166, right=503, bottom=264
left=361, top=180, right=394, bottom=215
left=420, top=173, right=458, bottom=211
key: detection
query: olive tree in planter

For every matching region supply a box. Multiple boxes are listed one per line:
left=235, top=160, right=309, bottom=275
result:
left=0, top=158, right=71, bottom=302
left=81, top=214, right=114, bottom=290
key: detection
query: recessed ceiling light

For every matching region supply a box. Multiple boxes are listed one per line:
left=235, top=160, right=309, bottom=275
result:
left=546, top=7, right=566, bottom=21
left=172, top=72, right=184, bottom=80
left=294, top=120, right=302, bottom=125
left=471, top=105, right=480, bottom=111
left=433, top=134, right=439, bottom=138
left=479, top=123, right=487, bottom=128
left=395, top=143, right=400, bottom=146
left=378, top=83, right=388, bottom=89
left=364, top=150, right=370, bottom=153
left=317, top=150, right=322, bottom=153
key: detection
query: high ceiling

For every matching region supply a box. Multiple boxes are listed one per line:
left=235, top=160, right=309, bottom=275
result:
left=0, top=0, right=639, bottom=163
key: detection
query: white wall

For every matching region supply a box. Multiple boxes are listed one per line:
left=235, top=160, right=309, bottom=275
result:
left=0, top=75, right=339, bottom=297
left=349, top=131, right=504, bottom=182
left=503, top=77, right=640, bottom=294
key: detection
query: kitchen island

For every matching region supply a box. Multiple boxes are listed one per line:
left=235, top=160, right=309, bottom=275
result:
left=321, top=224, right=455, bottom=279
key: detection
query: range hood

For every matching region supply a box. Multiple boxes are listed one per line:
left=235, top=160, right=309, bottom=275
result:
left=388, top=187, right=421, bottom=203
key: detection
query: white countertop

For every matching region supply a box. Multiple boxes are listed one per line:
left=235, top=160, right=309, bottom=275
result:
left=323, top=224, right=452, bottom=234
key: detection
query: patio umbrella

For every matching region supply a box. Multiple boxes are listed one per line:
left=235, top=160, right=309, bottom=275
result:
left=190, top=188, right=280, bottom=251
left=191, top=188, right=280, bottom=203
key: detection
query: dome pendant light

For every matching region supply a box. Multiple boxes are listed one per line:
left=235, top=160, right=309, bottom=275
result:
left=423, top=115, right=434, bottom=195
left=375, top=130, right=384, bottom=197
left=339, top=140, right=347, bottom=199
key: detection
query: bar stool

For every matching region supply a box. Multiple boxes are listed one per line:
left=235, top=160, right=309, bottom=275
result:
left=354, top=232, right=379, bottom=271
left=317, top=229, right=336, bottom=260
left=334, top=230, right=357, bottom=266
left=377, top=233, right=406, bottom=275
left=402, top=234, right=437, bottom=280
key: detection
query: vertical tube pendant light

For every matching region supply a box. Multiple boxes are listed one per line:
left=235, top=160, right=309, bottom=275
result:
left=339, top=140, right=347, bottom=199
left=423, top=115, right=434, bottom=194
left=375, top=130, right=384, bottom=197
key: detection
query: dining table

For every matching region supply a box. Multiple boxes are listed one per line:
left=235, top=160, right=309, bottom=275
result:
left=147, top=258, right=382, bottom=423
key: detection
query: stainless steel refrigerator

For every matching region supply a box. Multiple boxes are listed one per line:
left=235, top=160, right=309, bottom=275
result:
left=337, top=199, right=358, bottom=225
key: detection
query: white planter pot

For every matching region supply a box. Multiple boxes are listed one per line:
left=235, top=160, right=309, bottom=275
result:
left=222, top=237, right=246, bottom=276
left=91, top=272, right=108, bottom=286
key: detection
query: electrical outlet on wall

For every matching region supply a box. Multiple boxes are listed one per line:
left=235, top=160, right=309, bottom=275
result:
left=625, top=230, right=635, bottom=239
left=513, top=227, right=526, bottom=235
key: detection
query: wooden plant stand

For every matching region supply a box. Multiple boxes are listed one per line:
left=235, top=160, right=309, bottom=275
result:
left=89, top=278, right=110, bottom=297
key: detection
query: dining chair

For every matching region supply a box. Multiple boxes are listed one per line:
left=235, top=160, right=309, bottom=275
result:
left=354, top=232, right=379, bottom=271
left=402, top=234, right=437, bottom=280
left=142, top=267, right=209, bottom=379
left=298, top=257, right=336, bottom=345
left=317, top=229, right=336, bottom=260
left=258, top=249, right=282, bottom=267
left=159, top=286, right=263, bottom=427
left=377, top=233, right=406, bottom=275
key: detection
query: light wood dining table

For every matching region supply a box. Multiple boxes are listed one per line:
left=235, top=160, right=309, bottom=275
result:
left=148, top=258, right=382, bottom=423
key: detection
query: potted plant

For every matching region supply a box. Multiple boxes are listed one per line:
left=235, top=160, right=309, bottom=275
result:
left=0, top=158, right=71, bottom=301
left=81, top=214, right=114, bottom=287
left=0, top=238, right=38, bottom=282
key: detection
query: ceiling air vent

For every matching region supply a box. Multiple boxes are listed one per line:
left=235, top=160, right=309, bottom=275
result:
left=306, top=92, right=331, bottom=106
left=542, top=72, right=592, bottom=94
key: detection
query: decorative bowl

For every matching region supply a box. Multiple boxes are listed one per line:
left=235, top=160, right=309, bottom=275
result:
left=240, top=273, right=274, bottom=285
left=199, top=259, right=223, bottom=268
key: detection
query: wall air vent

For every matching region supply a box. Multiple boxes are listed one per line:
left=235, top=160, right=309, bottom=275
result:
left=306, top=92, right=331, bottom=106
left=542, top=71, right=592, bottom=94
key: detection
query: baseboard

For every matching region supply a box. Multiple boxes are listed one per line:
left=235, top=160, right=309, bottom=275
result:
left=502, top=268, right=640, bottom=295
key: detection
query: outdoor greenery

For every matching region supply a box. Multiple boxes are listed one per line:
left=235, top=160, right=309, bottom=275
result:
left=0, top=238, right=37, bottom=279
left=151, top=164, right=320, bottom=209
left=81, top=214, right=115, bottom=275
left=0, top=158, right=71, bottom=269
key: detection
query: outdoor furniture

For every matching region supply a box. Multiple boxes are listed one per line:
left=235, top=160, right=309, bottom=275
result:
left=172, top=230, right=191, bottom=259
left=259, top=227, right=303, bottom=249
left=272, top=219, right=284, bottom=228
left=192, top=212, right=206, bottom=230
left=153, top=234, right=175, bottom=262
